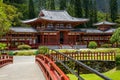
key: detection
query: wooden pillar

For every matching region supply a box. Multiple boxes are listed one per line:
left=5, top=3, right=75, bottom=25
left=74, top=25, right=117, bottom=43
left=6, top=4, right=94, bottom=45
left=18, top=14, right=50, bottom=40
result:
left=42, top=33, right=44, bottom=45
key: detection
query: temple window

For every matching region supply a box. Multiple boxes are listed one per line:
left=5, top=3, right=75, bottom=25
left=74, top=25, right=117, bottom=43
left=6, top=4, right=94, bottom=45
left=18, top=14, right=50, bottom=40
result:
left=56, top=24, right=59, bottom=28
left=66, top=24, right=72, bottom=28
left=60, top=24, right=64, bottom=28
left=47, top=24, right=53, bottom=28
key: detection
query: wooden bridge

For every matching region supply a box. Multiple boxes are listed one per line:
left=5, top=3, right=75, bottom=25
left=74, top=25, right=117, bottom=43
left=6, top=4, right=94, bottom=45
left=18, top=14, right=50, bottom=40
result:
left=0, top=49, right=116, bottom=80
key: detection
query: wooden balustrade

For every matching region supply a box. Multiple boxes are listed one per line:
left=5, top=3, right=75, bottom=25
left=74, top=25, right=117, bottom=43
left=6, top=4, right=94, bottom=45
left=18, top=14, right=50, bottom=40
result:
left=36, top=54, right=69, bottom=80
left=50, top=51, right=116, bottom=61
left=0, top=54, right=13, bottom=68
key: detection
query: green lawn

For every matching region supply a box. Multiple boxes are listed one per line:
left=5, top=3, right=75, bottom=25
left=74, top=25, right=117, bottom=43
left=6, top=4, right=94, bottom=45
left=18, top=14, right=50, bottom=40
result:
left=67, top=67, right=120, bottom=80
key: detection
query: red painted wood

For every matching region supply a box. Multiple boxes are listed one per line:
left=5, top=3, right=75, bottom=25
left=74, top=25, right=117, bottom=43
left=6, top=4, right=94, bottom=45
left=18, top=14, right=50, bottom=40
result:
left=0, top=55, right=13, bottom=68
left=36, top=54, right=69, bottom=80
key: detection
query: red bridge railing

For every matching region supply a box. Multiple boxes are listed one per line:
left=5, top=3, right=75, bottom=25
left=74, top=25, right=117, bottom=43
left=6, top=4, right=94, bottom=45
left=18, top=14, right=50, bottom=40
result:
left=0, top=55, right=13, bottom=68
left=36, top=54, right=69, bottom=80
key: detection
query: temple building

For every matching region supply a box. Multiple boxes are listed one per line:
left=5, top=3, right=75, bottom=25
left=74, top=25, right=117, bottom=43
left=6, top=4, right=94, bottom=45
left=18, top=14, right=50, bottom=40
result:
left=0, top=10, right=116, bottom=49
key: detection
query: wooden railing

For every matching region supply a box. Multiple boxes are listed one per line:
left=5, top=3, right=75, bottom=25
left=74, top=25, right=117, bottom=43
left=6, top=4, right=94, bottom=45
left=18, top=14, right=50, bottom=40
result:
left=36, top=54, right=69, bottom=80
left=50, top=51, right=116, bottom=61
left=0, top=55, right=13, bottom=68
left=48, top=49, right=112, bottom=80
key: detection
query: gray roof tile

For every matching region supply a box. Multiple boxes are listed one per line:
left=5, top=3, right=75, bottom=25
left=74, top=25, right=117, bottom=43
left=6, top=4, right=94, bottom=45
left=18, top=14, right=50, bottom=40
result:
left=10, top=27, right=37, bottom=32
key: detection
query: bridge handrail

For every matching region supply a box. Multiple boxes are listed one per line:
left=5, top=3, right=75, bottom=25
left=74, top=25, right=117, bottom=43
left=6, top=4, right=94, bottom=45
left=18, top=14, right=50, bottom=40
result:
left=0, top=55, right=13, bottom=68
left=36, top=54, right=69, bottom=80
left=49, top=48, right=111, bottom=80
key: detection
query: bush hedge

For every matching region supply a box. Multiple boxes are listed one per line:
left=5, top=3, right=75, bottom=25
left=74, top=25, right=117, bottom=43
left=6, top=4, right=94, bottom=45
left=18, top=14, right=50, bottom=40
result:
left=14, top=51, right=35, bottom=56
left=17, top=44, right=31, bottom=50
left=101, top=44, right=112, bottom=48
left=8, top=51, right=14, bottom=56
left=88, top=41, right=97, bottom=49
left=116, top=55, right=120, bottom=66
left=38, top=46, right=49, bottom=54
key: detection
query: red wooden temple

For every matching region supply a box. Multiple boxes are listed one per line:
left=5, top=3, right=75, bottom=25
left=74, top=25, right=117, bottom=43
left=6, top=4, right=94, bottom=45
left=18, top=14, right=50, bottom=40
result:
left=0, top=10, right=116, bottom=49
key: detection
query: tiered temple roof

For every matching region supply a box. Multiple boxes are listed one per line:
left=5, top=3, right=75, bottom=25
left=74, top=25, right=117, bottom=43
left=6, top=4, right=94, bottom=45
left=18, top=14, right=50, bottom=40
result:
left=22, top=9, right=89, bottom=26
left=93, top=21, right=116, bottom=26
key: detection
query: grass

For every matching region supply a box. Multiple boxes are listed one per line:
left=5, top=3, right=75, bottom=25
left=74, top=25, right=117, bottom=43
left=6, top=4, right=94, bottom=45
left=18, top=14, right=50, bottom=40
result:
left=10, top=49, right=37, bottom=56
left=67, top=66, right=120, bottom=80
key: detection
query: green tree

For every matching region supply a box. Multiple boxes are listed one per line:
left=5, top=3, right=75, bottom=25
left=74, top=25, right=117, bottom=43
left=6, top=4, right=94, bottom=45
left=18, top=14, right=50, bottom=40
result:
left=83, top=0, right=89, bottom=18
left=28, top=0, right=35, bottom=19
left=88, top=0, right=94, bottom=27
left=46, top=0, right=55, bottom=10
left=67, top=0, right=75, bottom=16
left=110, top=0, right=118, bottom=22
left=93, top=0, right=98, bottom=23
left=0, top=2, right=20, bottom=37
left=39, top=0, right=46, bottom=10
left=110, top=27, right=120, bottom=46
left=59, top=0, right=66, bottom=10
left=74, top=0, right=83, bottom=17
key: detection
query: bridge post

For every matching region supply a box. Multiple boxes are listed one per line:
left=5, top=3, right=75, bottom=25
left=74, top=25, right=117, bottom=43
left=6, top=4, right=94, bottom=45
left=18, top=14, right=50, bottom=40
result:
left=77, top=64, right=80, bottom=80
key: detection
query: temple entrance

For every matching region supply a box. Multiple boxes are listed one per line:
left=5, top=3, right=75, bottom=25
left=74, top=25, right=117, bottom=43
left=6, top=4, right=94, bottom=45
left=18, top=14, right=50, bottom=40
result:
left=60, top=31, right=64, bottom=44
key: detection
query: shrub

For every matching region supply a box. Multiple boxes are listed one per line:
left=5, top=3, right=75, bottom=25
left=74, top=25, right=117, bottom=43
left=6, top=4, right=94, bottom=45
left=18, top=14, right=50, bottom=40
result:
left=17, top=44, right=31, bottom=50
left=8, top=51, right=14, bottom=56
left=34, top=50, right=39, bottom=55
left=38, top=46, right=49, bottom=54
left=101, top=44, right=112, bottom=48
left=116, top=55, right=120, bottom=66
left=88, top=41, right=97, bottom=49
left=15, top=51, right=35, bottom=56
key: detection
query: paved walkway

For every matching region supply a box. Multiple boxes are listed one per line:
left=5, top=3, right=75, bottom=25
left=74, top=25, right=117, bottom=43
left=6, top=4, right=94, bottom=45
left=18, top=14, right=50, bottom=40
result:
left=0, top=56, right=46, bottom=80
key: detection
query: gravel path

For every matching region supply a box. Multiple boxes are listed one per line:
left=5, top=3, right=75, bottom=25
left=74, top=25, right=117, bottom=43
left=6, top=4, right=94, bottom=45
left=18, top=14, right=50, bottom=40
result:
left=0, top=56, right=46, bottom=80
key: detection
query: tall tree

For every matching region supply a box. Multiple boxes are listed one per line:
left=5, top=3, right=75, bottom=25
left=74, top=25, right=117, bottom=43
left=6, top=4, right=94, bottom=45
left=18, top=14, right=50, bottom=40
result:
left=39, top=0, right=46, bottom=10
left=3, top=0, right=28, bottom=19
left=110, top=27, right=120, bottom=47
left=93, top=0, right=98, bottom=23
left=28, top=0, right=35, bottom=19
left=83, top=0, right=89, bottom=18
left=74, top=0, right=83, bottom=18
left=59, top=0, right=67, bottom=10
left=46, top=0, right=55, bottom=10
left=0, top=2, right=20, bottom=37
left=88, top=0, right=94, bottom=27
left=3, top=0, right=24, bottom=4
left=67, top=0, right=75, bottom=16
left=109, top=0, right=118, bottom=22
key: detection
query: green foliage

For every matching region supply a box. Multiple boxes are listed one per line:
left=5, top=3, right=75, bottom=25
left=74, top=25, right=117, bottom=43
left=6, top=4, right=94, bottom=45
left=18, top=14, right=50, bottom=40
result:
left=17, top=44, right=31, bottom=50
left=0, top=0, right=3, bottom=2
left=110, top=0, right=118, bottom=22
left=14, top=51, right=35, bottom=56
left=101, top=44, right=112, bottom=48
left=28, top=0, right=35, bottom=19
left=46, top=0, right=55, bottom=10
left=8, top=51, right=14, bottom=56
left=74, top=0, right=82, bottom=18
left=38, top=46, right=49, bottom=54
left=116, top=55, right=120, bottom=66
left=34, top=50, right=39, bottom=55
left=110, top=27, right=120, bottom=45
left=88, top=41, right=97, bottom=49
left=0, top=43, right=7, bottom=50
left=59, top=0, right=66, bottom=10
